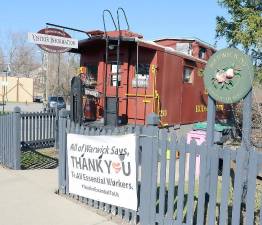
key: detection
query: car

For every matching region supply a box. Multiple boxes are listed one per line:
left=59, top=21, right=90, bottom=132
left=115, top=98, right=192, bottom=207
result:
left=47, top=96, right=66, bottom=110
left=33, top=96, right=43, bottom=103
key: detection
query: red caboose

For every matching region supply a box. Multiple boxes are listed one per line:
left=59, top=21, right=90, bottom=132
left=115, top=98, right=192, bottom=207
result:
left=71, top=29, right=223, bottom=126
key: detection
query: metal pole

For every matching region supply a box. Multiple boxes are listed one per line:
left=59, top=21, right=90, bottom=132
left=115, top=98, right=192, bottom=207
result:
left=67, top=53, right=70, bottom=102
left=103, top=38, right=109, bottom=125
left=135, top=43, right=139, bottom=126
left=46, top=23, right=91, bottom=38
left=116, top=38, right=120, bottom=126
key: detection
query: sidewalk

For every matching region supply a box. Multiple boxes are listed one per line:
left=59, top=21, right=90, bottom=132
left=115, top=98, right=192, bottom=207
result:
left=0, top=166, right=118, bottom=225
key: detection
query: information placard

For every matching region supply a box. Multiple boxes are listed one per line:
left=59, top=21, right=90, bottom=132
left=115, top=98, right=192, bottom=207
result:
left=67, top=133, right=137, bottom=210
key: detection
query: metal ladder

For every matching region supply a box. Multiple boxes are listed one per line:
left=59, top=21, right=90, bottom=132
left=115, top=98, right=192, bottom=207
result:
left=102, top=8, right=130, bottom=126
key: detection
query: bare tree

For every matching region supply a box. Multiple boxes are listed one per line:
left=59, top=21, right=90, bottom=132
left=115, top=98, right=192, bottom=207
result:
left=47, top=52, right=80, bottom=100
left=0, top=47, right=5, bottom=72
left=6, top=32, right=40, bottom=76
left=1, top=30, right=80, bottom=101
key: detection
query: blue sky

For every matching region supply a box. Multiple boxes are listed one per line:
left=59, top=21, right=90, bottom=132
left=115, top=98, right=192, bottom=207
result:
left=0, top=0, right=228, bottom=48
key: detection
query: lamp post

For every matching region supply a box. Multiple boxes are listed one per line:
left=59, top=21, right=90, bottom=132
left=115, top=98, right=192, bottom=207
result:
left=1, top=80, right=8, bottom=113
left=1, top=63, right=10, bottom=113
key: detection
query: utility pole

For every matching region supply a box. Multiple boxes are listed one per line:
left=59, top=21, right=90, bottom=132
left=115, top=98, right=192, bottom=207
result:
left=42, top=52, right=48, bottom=102
left=57, top=53, right=61, bottom=95
left=45, top=52, right=49, bottom=102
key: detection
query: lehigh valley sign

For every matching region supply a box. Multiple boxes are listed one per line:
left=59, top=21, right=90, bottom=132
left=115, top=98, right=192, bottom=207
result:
left=28, top=28, right=78, bottom=53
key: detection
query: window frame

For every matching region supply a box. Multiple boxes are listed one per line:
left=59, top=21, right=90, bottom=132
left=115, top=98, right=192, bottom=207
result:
left=183, top=65, right=194, bottom=84
left=199, top=47, right=206, bottom=60
left=132, top=63, right=150, bottom=88
left=110, top=62, right=122, bottom=87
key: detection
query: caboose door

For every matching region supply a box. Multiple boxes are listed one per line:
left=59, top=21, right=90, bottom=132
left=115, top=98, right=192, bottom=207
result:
left=104, top=51, right=129, bottom=126
left=126, top=62, right=155, bottom=125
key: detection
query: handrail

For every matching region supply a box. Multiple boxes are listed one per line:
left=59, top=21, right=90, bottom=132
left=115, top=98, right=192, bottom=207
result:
left=102, top=9, right=117, bottom=36
left=117, top=7, right=130, bottom=31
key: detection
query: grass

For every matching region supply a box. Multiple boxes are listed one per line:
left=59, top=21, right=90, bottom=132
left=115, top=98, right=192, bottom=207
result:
left=21, top=147, right=58, bottom=169
left=0, top=111, right=9, bottom=115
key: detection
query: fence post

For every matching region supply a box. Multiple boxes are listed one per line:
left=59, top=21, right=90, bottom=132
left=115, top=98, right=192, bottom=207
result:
left=140, top=113, right=159, bottom=225
left=13, top=107, right=21, bottom=170
left=241, top=90, right=253, bottom=201
left=206, top=95, right=216, bottom=194
left=58, top=109, right=69, bottom=194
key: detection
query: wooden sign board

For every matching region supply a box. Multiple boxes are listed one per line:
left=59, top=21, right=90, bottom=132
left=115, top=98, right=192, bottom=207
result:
left=204, top=48, right=254, bottom=104
left=28, top=28, right=78, bottom=53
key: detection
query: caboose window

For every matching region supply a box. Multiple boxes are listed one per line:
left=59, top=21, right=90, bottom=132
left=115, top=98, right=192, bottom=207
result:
left=199, top=47, right=206, bottom=59
left=86, top=65, right=98, bottom=81
left=111, top=62, right=121, bottom=86
left=83, top=64, right=98, bottom=86
left=132, top=64, right=150, bottom=88
left=136, top=64, right=150, bottom=78
left=183, top=66, right=194, bottom=83
left=176, top=43, right=192, bottom=55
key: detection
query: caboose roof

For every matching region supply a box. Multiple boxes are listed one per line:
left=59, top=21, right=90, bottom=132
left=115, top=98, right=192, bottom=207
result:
left=154, top=37, right=217, bottom=51
left=72, top=35, right=208, bottom=64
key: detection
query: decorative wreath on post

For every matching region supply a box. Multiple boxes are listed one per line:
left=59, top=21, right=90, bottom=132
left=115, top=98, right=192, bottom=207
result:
left=212, top=66, right=241, bottom=89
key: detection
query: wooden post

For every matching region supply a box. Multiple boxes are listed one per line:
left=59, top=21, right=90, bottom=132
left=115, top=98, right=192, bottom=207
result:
left=140, top=113, right=159, bottom=225
left=13, top=106, right=21, bottom=169
left=206, top=95, right=216, bottom=194
left=241, top=89, right=253, bottom=201
left=58, top=109, right=69, bottom=194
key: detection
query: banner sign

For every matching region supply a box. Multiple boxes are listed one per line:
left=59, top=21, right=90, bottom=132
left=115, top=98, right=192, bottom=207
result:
left=67, top=133, right=137, bottom=210
left=28, top=28, right=78, bottom=53
left=203, top=48, right=254, bottom=104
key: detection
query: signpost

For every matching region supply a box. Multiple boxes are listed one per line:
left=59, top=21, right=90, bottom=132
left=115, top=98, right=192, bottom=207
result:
left=67, top=133, right=137, bottom=210
left=28, top=27, right=78, bottom=105
left=203, top=48, right=254, bottom=202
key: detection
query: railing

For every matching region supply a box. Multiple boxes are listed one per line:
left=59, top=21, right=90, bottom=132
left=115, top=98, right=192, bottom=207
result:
left=140, top=126, right=262, bottom=225
left=58, top=111, right=262, bottom=225
left=21, top=110, right=56, bottom=148
left=0, top=107, right=57, bottom=169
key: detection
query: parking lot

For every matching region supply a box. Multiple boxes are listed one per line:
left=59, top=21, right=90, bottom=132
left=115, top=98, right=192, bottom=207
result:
left=0, top=102, right=70, bottom=112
